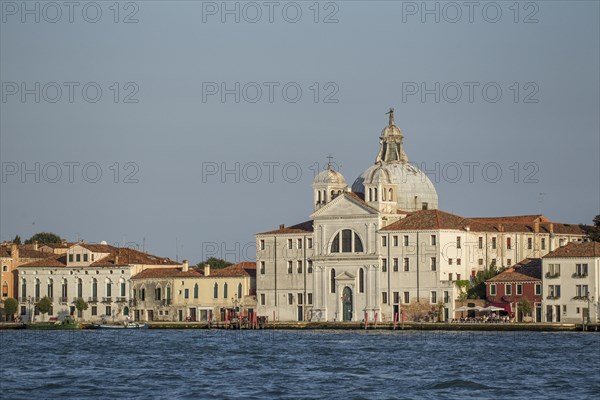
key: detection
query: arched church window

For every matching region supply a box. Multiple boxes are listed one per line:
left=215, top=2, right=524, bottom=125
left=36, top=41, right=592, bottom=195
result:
left=359, top=268, right=364, bottom=293
left=374, top=188, right=378, bottom=201
left=368, top=188, right=372, bottom=201
left=331, top=190, right=335, bottom=199
left=342, top=230, right=352, bottom=252
left=382, top=189, right=386, bottom=201
left=330, top=269, right=336, bottom=293
left=331, top=234, right=340, bottom=252
left=318, top=191, right=321, bottom=203
left=354, top=233, right=364, bottom=252
left=389, top=188, right=393, bottom=201
left=330, top=230, right=365, bottom=253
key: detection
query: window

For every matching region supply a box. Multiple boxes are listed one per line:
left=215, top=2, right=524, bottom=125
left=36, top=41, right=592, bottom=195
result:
left=307, top=293, right=313, bottom=305
left=527, top=238, right=533, bottom=250
left=184, top=289, right=189, bottom=299
left=393, top=292, right=400, bottom=304
left=213, top=283, right=218, bottom=299
left=516, top=284, right=523, bottom=295
left=75, top=279, right=81, bottom=298
left=381, top=237, right=387, bottom=247
left=92, top=279, right=97, bottom=299
left=260, top=240, right=265, bottom=250
left=456, top=274, right=461, bottom=281
left=106, top=281, right=112, bottom=297
left=140, top=288, right=145, bottom=301
left=431, top=257, right=437, bottom=271
left=308, top=261, right=313, bottom=273
left=389, top=188, right=393, bottom=201
left=297, top=260, right=302, bottom=273
left=393, top=258, right=398, bottom=272
left=575, top=264, right=588, bottom=277
left=382, top=292, right=388, bottom=304
left=403, top=292, right=410, bottom=304
left=331, top=230, right=364, bottom=253
left=548, top=263, right=561, bottom=277
left=69, top=254, right=74, bottom=262
left=491, top=237, right=497, bottom=249
left=287, top=261, right=293, bottom=274
left=223, top=283, right=228, bottom=298
left=449, top=273, right=453, bottom=281
left=120, top=280, right=126, bottom=297
left=548, top=285, right=561, bottom=298
left=47, top=279, right=53, bottom=298
left=307, top=238, right=313, bottom=249
left=288, top=293, right=293, bottom=305
left=260, top=293, right=265, bottom=305
left=393, top=236, right=398, bottom=246
left=238, top=283, right=242, bottom=299
left=260, top=261, right=266, bottom=274
left=478, top=237, right=483, bottom=249
left=91, top=306, right=97, bottom=316
left=456, top=258, right=461, bottom=266
left=403, top=235, right=409, bottom=246
left=478, top=258, right=484, bottom=266
left=194, top=284, right=199, bottom=299
left=403, top=258, right=409, bottom=272
left=422, top=202, right=428, bottom=210
left=448, top=258, right=453, bottom=265
left=507, top=259, right=512, bottom=267
left=535, top=284, right=541, bottom=295
left=359, top=268, right=364, bottom=293
left=431, top=291, right=437, bottom=304
left=156, top=287, right=162, bottom=301
left=61, top=280, right=67, bottom=299
left=576, top=307, right=580, bottom=314
left=431, top=235, right=436, bottom=246
left=83, top=254, right=88, bottom=262
left=330, top=269, right=336, bottom=293
left=342, top=230, right=352, bottom=252
left=166, top=286, right=171, bottom=303
left=382, top=259, right=387, bottom=272
left=576, top=285, right=589, bottom=297
left=105, top=306, right=111, bottom=316
left=444, top=291, right=450, bottom=303
left=297, top=239, right=302, bottom=249
left=456, top=237, right=461, bottom=249
left=541, top=238, right=546, bottom=250
left=287, top=239, right=292, bottom=249
left=76, top=254, right=81, bottom=262
left=505, top=284, right=512, bottom=295
left=297, top=293, right=303, bottom=305
left=2, top=265, right=7, bottom=272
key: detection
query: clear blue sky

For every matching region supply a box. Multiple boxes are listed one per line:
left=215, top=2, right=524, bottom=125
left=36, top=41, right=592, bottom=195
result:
left=1, top=1, right=598, bottom=263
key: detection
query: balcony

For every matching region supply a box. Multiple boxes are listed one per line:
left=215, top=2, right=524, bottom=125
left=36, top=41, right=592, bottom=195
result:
left=88, top=297, right=98, bottom=303
left=116, top=297, right=127, bottom=303
left=546, top=295, right=560, bottom=300
left=572, top=273, right=588, bottom=279
left=102, top=297, right=112, bottom=303
left=572, top=295, right=589, bottom=301
left=59, top=297, right=69, bottom=304
left=545, top=272, right=560, bottom=279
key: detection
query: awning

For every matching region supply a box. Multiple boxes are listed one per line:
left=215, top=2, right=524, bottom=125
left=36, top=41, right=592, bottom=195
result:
left=488, top=302, right=511, bottom=313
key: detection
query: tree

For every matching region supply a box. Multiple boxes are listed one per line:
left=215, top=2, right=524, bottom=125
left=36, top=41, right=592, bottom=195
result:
left=402, top=298, right=435, bottom=322
left=196, top=257, right=233, bottom=270
left=467, top=264, right=500, bottom=299
left=25, top=232, right=62, bottom=245
left=74, top=298, right=88, bottom=319
left=456, top=280, right=471, bottom=304
left=3, top=297, right=18, bottom=322
left=36, top=296, right=52, bottom=322
left=587, top=215, right=600, bottom=242
left=518, top=299, right=532, bottom=321
left=12, top=235, right=21, bottom=245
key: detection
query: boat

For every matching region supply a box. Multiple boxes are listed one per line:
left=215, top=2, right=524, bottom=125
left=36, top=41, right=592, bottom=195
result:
left=94, top=321, right=148, bottom=330
left=25, top=316, right=81, bottom=330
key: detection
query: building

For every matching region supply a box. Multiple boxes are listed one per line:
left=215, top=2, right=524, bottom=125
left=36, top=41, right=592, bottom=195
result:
left=130, top=262, right=256, bottom=322
left=256, top=110, right=589, bottom=322
left=1, top=242, right=56, bottom=302
left=542, top=241, right=600, bottom=323
left=485, top=258, right=542, bottom=322
left=16, top=242, right=179, bottom=322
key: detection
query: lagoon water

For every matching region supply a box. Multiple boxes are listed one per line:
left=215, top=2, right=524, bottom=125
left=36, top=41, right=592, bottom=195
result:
left=1, top=330, right=599, bottom=399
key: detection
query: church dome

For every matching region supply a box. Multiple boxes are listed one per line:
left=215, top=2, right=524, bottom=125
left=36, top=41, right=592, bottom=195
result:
left=313, top=169, right=346, bottom=186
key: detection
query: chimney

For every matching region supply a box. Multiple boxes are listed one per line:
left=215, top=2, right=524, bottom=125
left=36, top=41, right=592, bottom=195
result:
left=497, top=224, right=503, bottom=232
left=11, top=243, right=19, bottom=261
left=465, top=225, right=470, bottom=232
left=182, top=259, right=189, bottom=272
left=279, top=224, right=285, bottom=230
left=534, top=220, right=540, bottom=233
left=204, top=263, right=210, bottom=276
left=549, top=223, right=554, bottom=234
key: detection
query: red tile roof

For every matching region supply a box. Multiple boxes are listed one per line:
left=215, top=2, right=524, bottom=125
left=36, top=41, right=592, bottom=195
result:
left=0, top=245, right=58, bottom=260
left=487, top=258, right=542, bottom=282
left=470, top=215, right=549, bottom=224
left=543, top=241, right=600, bottom=258
left=258, top=221, right=314, bottom=235
left=16, top=254, right=68, bottom=268
left=211, top=262, right=256, bottom=277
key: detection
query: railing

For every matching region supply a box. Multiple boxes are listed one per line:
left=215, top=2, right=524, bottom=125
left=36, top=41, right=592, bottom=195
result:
left=102, top=297, right=112, bottom=303
left=572, top=295, right=589, bottom=301
left=545, top=272, right=560, bottom=279
left=59, top=297, right=69, bottom=304
left=32, top=297, right=40, bottom=303
left=572, top=273, right=588, bottom=279
left=19, top=297, right=28, bottom=303
left=116, top=297, right=127, bottom=303
left=88, top=297, right=98, bottom=303
left=546, top=295, right=560, bottom=300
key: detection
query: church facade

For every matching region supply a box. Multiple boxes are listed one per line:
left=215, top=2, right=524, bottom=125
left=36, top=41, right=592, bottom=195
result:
left=255, top=110, right=588, bottom=322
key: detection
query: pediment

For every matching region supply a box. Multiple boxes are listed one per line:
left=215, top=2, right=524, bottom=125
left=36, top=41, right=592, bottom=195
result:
left=310, top=193, right=378, bottom=219
left=335, top=270, right=356, bottom=280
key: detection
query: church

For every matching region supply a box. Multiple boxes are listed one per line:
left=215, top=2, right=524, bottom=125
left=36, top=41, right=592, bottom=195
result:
left=255, top=110, right=587, bottom=322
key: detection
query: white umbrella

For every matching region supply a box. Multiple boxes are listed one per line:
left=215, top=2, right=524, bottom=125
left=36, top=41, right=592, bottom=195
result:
left=455, top=306, right=469, bottom=312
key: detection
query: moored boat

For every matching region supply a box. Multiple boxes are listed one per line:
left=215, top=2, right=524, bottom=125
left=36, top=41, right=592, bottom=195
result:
left=94, top=322, right=148, bottom=330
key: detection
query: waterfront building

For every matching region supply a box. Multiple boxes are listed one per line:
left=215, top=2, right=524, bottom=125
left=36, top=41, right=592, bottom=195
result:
left=16, top=242, right=179, bottom=322
left=485, top=258, right=542, bottom=322
left=542, top=241, right=600, bottom=323
left=1, top=243, right=55, bottom=304
left=130, top=262, right=256, bottom=322
left=256, top=110, right=588, bottom=322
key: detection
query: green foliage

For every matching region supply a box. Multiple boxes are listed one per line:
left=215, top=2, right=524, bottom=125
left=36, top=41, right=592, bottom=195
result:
left=36, top=296, right=52, bottom=315
left=587, top=215, right=600, bottom=242
left=3, top=297, right=18, bottom=320
left=197, top=257, right=233, bottom=270
left=25, top=232, right=62, bottom=245
left=467, top=265, right=500, bottom=299
left=12, top=235, right=22, bottom=245
left=74, top=298, right=88, bottom=312
left=518, top=299, right=532, bottom=316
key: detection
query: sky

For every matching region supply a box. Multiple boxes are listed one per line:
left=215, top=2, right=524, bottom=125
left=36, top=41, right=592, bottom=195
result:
left=1, top=0, right=599, bottom=264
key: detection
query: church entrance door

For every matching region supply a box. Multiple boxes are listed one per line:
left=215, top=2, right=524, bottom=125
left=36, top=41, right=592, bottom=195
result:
left=342, top=287, right=352, bottom=321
